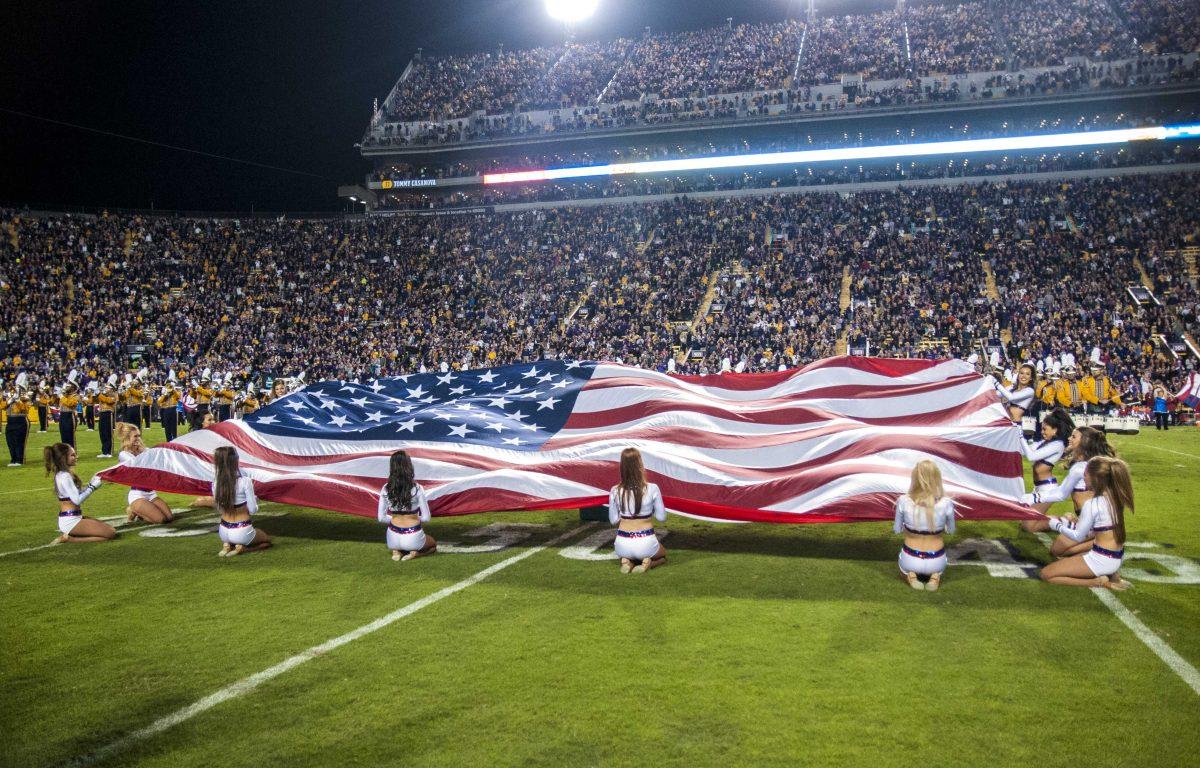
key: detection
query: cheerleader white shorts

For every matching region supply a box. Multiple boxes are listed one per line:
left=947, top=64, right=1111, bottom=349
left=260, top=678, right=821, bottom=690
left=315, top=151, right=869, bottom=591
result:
left=219, top=519, right=257, bottom=547
left=127, top=487, right=158, bottom=504
left=1082, top=544, right=1123, bottom=577
left=614, top=529, right=661, bottom=561
left=58, top=509, right=83, bottom=535
left=899, top=545, right=947, bottom=576
left=387, top=524, right=427, bottom=553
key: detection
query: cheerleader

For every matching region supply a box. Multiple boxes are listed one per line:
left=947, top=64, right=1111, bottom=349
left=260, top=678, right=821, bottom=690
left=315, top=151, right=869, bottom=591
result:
left=608, top=447, right=667, bottom=574
left=893, top=460, right=956, bottom=591
left=1017, top=408, right=1075, bottom=533
left=212, top=446, right=271, bottom=557
left=45, top=442, right=115, bottom=543
left=115, top=422, right=174, bottom=524
left=991, top=363, right=1036, bottom=422
left=376, top=450, right=437, bottom=561
left=1022, top=426, right=1116, bottom=556
left=1040, top=457, right=1133, bottom=589
left=4, top=382, right=32, bottom=466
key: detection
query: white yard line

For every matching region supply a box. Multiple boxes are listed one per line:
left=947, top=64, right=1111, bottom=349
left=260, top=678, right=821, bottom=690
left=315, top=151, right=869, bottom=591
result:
left=1136, top=443, right=1200, bottom=461
left=1036, top=533, right=1200, bottom=696
left=0, top=542, right=59, bottom=559
left=68, top=523, right=594, bottom=767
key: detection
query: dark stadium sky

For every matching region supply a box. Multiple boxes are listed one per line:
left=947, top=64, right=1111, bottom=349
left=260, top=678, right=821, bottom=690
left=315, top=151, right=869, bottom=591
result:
left=0, top=0, right=891, bottom=213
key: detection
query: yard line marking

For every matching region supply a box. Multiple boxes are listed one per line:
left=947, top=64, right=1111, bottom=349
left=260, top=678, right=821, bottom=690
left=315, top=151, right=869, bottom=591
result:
left=0, top=542, right=58, bottom=559
left=1035, top=533, right=1200, bottom=696
left=67, top=523, right=595, bottom=767
left=1136, top=443, right=1200, bottom=462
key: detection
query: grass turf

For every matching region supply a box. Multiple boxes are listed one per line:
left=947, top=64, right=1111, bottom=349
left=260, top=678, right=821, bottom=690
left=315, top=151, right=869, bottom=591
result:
left=1, top=424, right=1198, bottom=767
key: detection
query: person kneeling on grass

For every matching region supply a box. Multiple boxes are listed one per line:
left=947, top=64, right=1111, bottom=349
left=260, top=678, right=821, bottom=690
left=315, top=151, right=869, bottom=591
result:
left=608, top=447, right=667, bottom=574
left=45, top=443, right=116, bottom=544
left=212, top=446, right=271, bottom=557
left=377, top=450, right=437, bottom=562
left=116, top=422, right=174, bottom=525
left=1039, top=456, right=1132, bottom=590
left=894, top=459, right=956, bottom=592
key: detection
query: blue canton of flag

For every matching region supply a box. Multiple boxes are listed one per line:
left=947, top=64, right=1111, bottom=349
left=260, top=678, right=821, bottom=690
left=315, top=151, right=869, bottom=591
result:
left=244, top=360, right=597, bottom=450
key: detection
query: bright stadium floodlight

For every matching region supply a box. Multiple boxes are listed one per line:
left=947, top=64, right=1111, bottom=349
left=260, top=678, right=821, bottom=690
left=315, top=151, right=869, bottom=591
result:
left=482, top=122, right=1200, bottom=185
left=545, top=0, right=599, bottom=23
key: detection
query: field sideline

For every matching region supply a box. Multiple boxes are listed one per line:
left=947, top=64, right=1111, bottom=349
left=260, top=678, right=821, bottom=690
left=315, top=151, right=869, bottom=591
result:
left=1, top=424, right=1198, bottom=767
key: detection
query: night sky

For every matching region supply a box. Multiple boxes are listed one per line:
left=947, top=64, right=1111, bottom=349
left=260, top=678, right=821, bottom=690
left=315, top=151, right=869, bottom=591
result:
left=1, top=0, right=889, bottom=213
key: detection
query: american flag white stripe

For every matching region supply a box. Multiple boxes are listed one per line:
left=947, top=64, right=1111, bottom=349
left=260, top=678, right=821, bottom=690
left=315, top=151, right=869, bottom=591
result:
left=100, top=357, right=1037, bottom=524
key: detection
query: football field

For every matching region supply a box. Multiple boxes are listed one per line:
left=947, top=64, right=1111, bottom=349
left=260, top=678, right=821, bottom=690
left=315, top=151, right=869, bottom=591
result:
left=2, top=424, right=1198, bottom=767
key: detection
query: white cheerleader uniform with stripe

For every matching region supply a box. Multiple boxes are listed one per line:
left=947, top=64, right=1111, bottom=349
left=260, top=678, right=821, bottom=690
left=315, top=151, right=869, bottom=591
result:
left=991, top=377, right=1035, bottom=415
left=377, top=484, right=431, bottom=552
left=55, top=472, right=100, bottom=535
left=608, top=483, right=667, bottom=561
left=1022, top=460, right=1087, bottom=506
left=893, top=495, right=956, bottom=576
left=1049, top=496, right=1123, bottom=577
left=212, top=476, right=259, bottom=546
left=118, top=450, right=158, bottom=504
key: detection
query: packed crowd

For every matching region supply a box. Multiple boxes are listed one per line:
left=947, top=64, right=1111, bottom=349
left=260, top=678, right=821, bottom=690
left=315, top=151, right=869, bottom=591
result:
left=371, top=0, right=1195, bottom=135
left=2, top=174, right=1197, bottom=394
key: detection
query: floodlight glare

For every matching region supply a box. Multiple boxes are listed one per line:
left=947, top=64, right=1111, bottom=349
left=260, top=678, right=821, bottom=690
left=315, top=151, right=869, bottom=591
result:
left=545, top=0, right=599, bottom=23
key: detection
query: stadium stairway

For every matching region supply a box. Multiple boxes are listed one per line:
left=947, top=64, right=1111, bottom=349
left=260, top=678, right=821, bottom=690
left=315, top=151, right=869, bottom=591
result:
left=1133, top=257, right=1155, bottom=291
left=981, top=259, right=1001, bottom=301
left=838, top=265, right=851, bottom=311
left=1183, top=246, right=1199, bottom=282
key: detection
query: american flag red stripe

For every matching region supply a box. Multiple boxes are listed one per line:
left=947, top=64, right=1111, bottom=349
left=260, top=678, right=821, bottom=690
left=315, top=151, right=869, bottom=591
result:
left=99, top=357, right=1038, bottom=523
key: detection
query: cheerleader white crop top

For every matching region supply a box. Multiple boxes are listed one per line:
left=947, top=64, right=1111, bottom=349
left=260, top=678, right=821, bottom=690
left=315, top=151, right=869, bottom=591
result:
left=608, top=483, right=666, bottom=524
left=56, top=472, right=100, bottom=506
left=893, top=495, right=957, bottom=535
left=1021, top=438, right=1065, bottom=468
left=1027, top=460, right=1088, bottom=504
left=1049, top=495, right=1116, bottom=542
left=376, top=483, right=431, bottom=523
left=991, top=378, right=1035, bottom=412
left=209, top=476, right=259, bottom=515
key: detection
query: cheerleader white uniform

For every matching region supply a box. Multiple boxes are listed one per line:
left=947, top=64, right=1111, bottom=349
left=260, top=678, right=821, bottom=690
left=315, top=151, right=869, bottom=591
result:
left=1023, top=460, right=1087, bottom=505
left=55, top=472, right=101, bottom=535
left=608, top=483, right=667, bottom=561
left=1020, top=438, right=1065, bottom=490
left=212, top=476, right=259, bottom=546
left=991, top=377, right=1035, bottom=415
left=118, top=450, right=158, bottom=504
left=377, top=484, right=431, bottom=552
left=893, top=495, right=956, bottom=576
left=1049, top=496, right=1123, bottom=577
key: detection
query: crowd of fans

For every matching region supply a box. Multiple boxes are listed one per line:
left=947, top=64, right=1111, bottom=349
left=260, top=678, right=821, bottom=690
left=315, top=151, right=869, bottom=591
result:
left=3, top=172, right=1197, bottom=399
left=370, top=0, right=1195, bottom=137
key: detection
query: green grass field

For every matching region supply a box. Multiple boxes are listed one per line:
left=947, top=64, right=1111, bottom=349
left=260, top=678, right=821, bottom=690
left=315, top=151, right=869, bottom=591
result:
left=1, top=424, right=1198, bottom=767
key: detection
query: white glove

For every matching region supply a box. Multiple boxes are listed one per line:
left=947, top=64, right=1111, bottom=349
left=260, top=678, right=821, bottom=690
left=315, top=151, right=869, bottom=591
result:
left=88, top=476, right=103, bottom=490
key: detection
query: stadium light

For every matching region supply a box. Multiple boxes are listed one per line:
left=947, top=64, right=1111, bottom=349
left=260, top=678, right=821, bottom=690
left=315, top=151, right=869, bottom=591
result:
left=483, top=122, right=1200, bottom=185
left=545, top=0, right=599, bottom=23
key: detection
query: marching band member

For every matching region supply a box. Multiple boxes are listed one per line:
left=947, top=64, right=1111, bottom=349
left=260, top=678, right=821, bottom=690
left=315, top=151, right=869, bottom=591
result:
left=45, top=442, right=115, bottom=543
left=1022, top=426, right=1116, bottom=556
left=212, top=446, right=272, bottom=556
left=190, top=369, right=215, bottom=430
left=240, top=383, right=260, bottom=417
left=96, top=374, right=118, bottom=458
left=35, top=380, right=51, bottom=432
left=158, top=372, right=181, bottom=442
left=893, top=460, right=956, bottom=592
left=4, top=375, right=32, bottom=466
left=141, top=372, right=153, bottom=429
left=116, top=422, right=174, bottom=524
left=1040, top=456, right=1133, bottom=589
left=84, top=380, right=98, bottom=431
left=990, top=363, right=1036, bottom=422
left=56, top=372, right=81, bottom=449
left=1081, top=363, right=1122, bottom=414
left=377, top=450, right=437, bottom=561
left=215, top=374, right=236, bottom=422
left=608, top=447, right=667, bottom=574
left=1053, top=365, right=1086, bottom=412
left=122, top=373, right=144, bottom=426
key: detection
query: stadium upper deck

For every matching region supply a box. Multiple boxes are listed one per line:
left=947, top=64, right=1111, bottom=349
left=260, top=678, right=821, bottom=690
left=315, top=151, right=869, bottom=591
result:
left=359, top=0, right=1200, bottom=158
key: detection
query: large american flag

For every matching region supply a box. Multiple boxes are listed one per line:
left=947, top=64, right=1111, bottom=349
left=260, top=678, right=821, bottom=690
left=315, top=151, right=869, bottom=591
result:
left=100, top=357, right=1037, bottom=523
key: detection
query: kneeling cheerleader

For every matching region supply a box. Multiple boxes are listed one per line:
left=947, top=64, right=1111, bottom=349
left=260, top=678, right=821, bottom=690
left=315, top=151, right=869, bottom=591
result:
left=45, top=443, right=115, bottom=544
left=377, top=450, right=437, bottom=562
left=893, top=460, right=956, bottom=591
left=212, top=447, right=271, bottom=557
left=608, top=447, right=667, bottom=574
left=1039, top=457, right=1132, bottom=589
left=1017, top=408, right=1075, bottom=533
left=1022, top=426, right=1115, bottom=555
left=116, top=422, right=174, bottom=524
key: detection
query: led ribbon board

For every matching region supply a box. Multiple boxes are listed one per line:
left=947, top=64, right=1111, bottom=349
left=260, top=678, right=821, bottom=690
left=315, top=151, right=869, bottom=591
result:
left=482, top=123, right=1200, bottom=185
